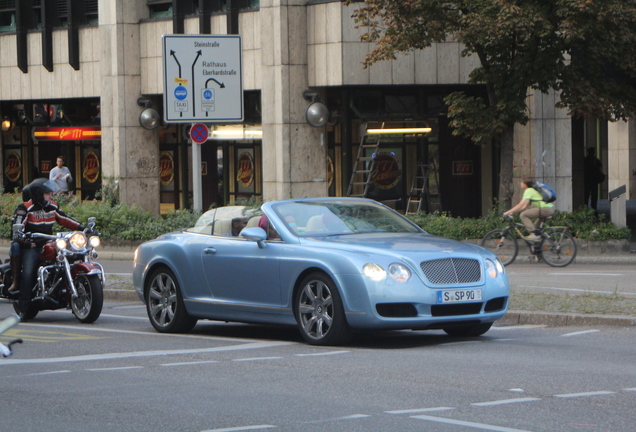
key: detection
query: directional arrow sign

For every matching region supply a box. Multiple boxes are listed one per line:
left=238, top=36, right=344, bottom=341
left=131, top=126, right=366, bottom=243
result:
left=162, top=35, right=243, bottom=123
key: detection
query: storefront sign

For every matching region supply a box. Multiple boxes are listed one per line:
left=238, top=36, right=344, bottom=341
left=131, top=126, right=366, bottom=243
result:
left=4, top=151, right=21, bottom=182
left=370, top=153, right=400, bottom=190
left=33, top=127, right=101, bottom=141
left=83, top=151, right=100, bottom=183
left=40, top=160, right=52, bottom=173
left=236, top=151, right=254, bottom=187
left=159, top=152, right=175, bottom=185
left=452, top=160, right=473, bottom=175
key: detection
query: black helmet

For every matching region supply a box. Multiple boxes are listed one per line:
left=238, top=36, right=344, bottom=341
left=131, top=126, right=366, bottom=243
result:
left=29, top=178, right=60, bottom=206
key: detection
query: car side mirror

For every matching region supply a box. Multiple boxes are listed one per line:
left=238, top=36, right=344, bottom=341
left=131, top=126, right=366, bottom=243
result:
left=241, top=227, right=268, bottom=248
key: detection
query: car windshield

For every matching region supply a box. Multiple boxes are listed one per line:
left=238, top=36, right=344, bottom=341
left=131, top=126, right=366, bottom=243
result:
left=187, top=206, right=259, bottom=236
left=273, top=200, right=422, bottom=237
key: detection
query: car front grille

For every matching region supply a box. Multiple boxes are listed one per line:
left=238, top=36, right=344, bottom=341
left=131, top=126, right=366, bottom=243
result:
left=420, top=258, right=481, bottom=285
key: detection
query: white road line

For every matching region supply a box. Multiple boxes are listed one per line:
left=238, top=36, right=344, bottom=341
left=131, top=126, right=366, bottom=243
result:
left=549, top=273, right=623, bottom=277
left=0, top=341, right=291, bottom=366
left=412, top=414, right=534, bottom=432
left=86, top=366, right=144, bottom=371
left=201, top=425, right=275, bottom=432
left=233, top=357, right=283, bottom=362
left=294, top=351, right=349, bottom=357
left=161, top=360, right=219, bottom=366
left=26, top=370, right=71, bottom=376
left=386, top=407, right=455, bottom=414
left=554, top=391, right=616, bottom=398
left=623, top=388, right=636, bottom=391
left=491, top=325, right=546, bottom=330
left=471, top=397, right=541, bottom=406
left=561, top=330, right=600, bottom=337
left=517, top=285, right=636, bottom=296
left=304, top=414, right=370, bottom=423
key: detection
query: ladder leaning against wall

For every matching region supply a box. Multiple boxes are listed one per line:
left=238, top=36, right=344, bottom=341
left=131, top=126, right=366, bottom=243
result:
left=346, top=134, right=381, bottom=198
left=405, top=161, right=442, bottom=215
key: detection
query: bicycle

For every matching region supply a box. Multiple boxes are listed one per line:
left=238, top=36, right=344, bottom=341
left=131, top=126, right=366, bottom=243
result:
left=481, top=214, right=577, bottom=267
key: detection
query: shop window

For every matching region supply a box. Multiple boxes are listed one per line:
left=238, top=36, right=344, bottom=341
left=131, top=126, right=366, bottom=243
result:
left=148, top=0, right=172, bottom=18
left=57, top=0, right=68, bottom=27
left=0, top=0, right=16, bottom=33
left=85, top=0, right=98, bottom=25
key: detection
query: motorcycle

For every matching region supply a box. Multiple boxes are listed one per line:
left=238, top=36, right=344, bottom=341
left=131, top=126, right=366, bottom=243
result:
left=0, top=217, right=105, bottom=323
left=0, top=314, right=22, bottom=358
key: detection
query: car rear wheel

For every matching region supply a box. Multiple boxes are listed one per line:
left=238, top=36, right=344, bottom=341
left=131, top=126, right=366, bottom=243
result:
left=443, top=322, right=493, bottom=337
left=146, top=267, right=197, bottom=333
left=294, top=272, right=352, bottom=346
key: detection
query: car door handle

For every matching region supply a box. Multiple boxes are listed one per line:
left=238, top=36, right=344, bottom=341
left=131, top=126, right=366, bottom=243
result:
left=204, top=248, right=216, bottom=254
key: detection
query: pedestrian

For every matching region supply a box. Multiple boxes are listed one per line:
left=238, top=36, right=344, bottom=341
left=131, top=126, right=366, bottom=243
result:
left=583, top=147, right=604, bottom=211
left=49, top=155, right=73, bottom=194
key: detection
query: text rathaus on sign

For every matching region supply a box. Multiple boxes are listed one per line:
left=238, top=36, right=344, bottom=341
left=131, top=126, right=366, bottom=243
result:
left=162, top=34, right=244, bottom=124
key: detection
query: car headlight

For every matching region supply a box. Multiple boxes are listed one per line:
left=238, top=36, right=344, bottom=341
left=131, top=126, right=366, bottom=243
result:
left=485, top=259, right=499, bottom=278
left=363, top=263, right=386, bottom=281
left=69, top=232, right=87, bottom=251
left=495, top=258, right=504, bottom=274
left=89, top=236, right=101, bottom=248
left=388, top=263, right=411, bottom=283
left=56, top=238, right=68, bottom=251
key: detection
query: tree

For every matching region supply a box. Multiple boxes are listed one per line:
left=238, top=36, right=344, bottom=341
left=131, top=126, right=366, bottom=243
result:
left=346, top=0, right=636, bottom=208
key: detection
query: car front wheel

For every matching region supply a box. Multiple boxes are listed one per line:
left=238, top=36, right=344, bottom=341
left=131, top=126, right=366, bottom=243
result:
left=145, top=267, right=197, bottom=333
left=294, top=272, right=352, bottom=346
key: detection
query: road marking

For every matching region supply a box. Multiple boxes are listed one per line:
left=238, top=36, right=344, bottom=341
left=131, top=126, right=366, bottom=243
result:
left=26, top=370, right=70, bottom=376
left=0, top=341, right=292, bottom=366
left=412, top=414, right=534, bottom=432
left=491, top=325, right=546, bottom=330
left=161, top=360, right=219, bottom=367
left=86, top=366, right=144, bottom=371
left=304, top=414, right=370, bottom=423
left=561, top=330, right=600, bottom=337
left=554, top=391, right=615, bottom=398
left=549, top=273, right=623, bottom=277
left=623, top=388, right=636, bottom=391
left=201, top=425, right=275, bottom=432
left=517, top=285, right=636, bottom=296
left=294, top=351, right=349, bottom=357
left=1, top=328, right=108, bottom=343
left=386, top=407, right=455, bottom=414
left=233, top=356, right=283, bottom=362
left=471, top=397, right=541, bottom=406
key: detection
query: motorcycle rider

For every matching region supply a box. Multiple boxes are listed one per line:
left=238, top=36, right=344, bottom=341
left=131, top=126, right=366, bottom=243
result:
left=11, top=178, right=84, bottom=319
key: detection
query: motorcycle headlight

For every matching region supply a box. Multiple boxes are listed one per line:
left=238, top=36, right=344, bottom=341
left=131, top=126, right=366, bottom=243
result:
left=56, top=238, right=68, bottom=251
left=363, top=263, right=386, bottom=282
left=69, top=232, right=87, bottom=251
left=89, top=236, right=101, bottom=248
left=388, top=263, right=411, bottom=283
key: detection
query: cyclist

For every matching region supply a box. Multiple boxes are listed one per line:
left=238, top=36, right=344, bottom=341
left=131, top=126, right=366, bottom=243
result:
left=503, top=176, right=555, bottom=241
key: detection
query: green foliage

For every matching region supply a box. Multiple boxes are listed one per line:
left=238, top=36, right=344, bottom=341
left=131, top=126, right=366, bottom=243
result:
left=406, top=207, right=630, bottom=241
left=0, top=190, right=200, bottom=242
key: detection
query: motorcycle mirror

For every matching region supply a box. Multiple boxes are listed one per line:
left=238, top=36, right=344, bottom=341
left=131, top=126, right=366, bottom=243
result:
left=88, top=217, right=96, bottom=227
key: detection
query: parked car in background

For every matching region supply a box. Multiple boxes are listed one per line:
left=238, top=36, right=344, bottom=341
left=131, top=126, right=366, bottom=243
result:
left=133, top=198, right=510, bottom=345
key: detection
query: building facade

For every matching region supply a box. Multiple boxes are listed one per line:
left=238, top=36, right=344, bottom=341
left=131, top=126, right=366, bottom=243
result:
left=1, top=0, right=635, bottom=217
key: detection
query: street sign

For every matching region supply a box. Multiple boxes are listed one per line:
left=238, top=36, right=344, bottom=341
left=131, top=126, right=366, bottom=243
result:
left=190, top=123, right=209, bottom=144
left=162, top=34, right=243, bottom=123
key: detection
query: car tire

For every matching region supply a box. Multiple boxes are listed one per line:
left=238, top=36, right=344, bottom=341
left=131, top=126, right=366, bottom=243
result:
left=443, top=322, right=493, bottom=337
left=145, top=267, right=197, bottom=333
left=294, top=272, right=353, bottom=346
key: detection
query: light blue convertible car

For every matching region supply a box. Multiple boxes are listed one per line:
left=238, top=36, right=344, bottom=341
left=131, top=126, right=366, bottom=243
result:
left=133, top=198, right=510, bottom=345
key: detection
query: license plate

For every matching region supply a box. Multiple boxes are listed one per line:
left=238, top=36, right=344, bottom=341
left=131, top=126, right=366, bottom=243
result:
left=437, top=289, right=482, bottom=304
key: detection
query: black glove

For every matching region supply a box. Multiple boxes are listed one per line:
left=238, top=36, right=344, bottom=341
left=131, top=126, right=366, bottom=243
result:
left=78, top=224, right=86, bottom=231
left=12, top=231, right=21, bottom=243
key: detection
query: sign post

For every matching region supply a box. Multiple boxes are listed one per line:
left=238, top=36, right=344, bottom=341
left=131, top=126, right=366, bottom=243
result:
left=163, top=34, right=243, bottom=211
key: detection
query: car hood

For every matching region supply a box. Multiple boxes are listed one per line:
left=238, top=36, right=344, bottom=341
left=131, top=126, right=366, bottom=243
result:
left=304, top=232, right=485, bottom=258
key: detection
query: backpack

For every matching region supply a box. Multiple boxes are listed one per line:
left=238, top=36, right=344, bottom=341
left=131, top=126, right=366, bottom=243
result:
left=532, top=181, right=556, bottom=203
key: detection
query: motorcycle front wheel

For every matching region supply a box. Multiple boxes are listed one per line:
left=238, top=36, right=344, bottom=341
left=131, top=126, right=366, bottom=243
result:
left=72, top=274, right=104, bottom=323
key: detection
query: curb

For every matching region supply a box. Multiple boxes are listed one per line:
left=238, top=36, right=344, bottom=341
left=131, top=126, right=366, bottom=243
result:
left=102, top=290, right=636, bottom=328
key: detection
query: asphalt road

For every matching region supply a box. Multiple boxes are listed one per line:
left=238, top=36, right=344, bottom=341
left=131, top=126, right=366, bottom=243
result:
left=1, top=300, right=635, bottom=432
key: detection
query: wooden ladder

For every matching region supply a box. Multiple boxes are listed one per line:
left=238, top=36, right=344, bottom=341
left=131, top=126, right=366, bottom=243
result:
left=405, top=161, right=442, bottom=215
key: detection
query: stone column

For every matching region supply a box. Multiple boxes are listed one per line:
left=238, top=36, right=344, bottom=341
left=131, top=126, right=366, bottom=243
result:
left=515, top=89, right=574, bottom=212
left=260, top=0, right=328, bottom=201
left=99, top=0, right=160, bottom=214
left=607, top=119, right=636, bottom=199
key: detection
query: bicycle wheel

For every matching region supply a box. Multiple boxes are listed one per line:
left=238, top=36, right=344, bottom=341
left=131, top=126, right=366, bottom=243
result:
left=540, top=230, right=577, bottom=267
left=481, top=229, right=518, bottom=266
